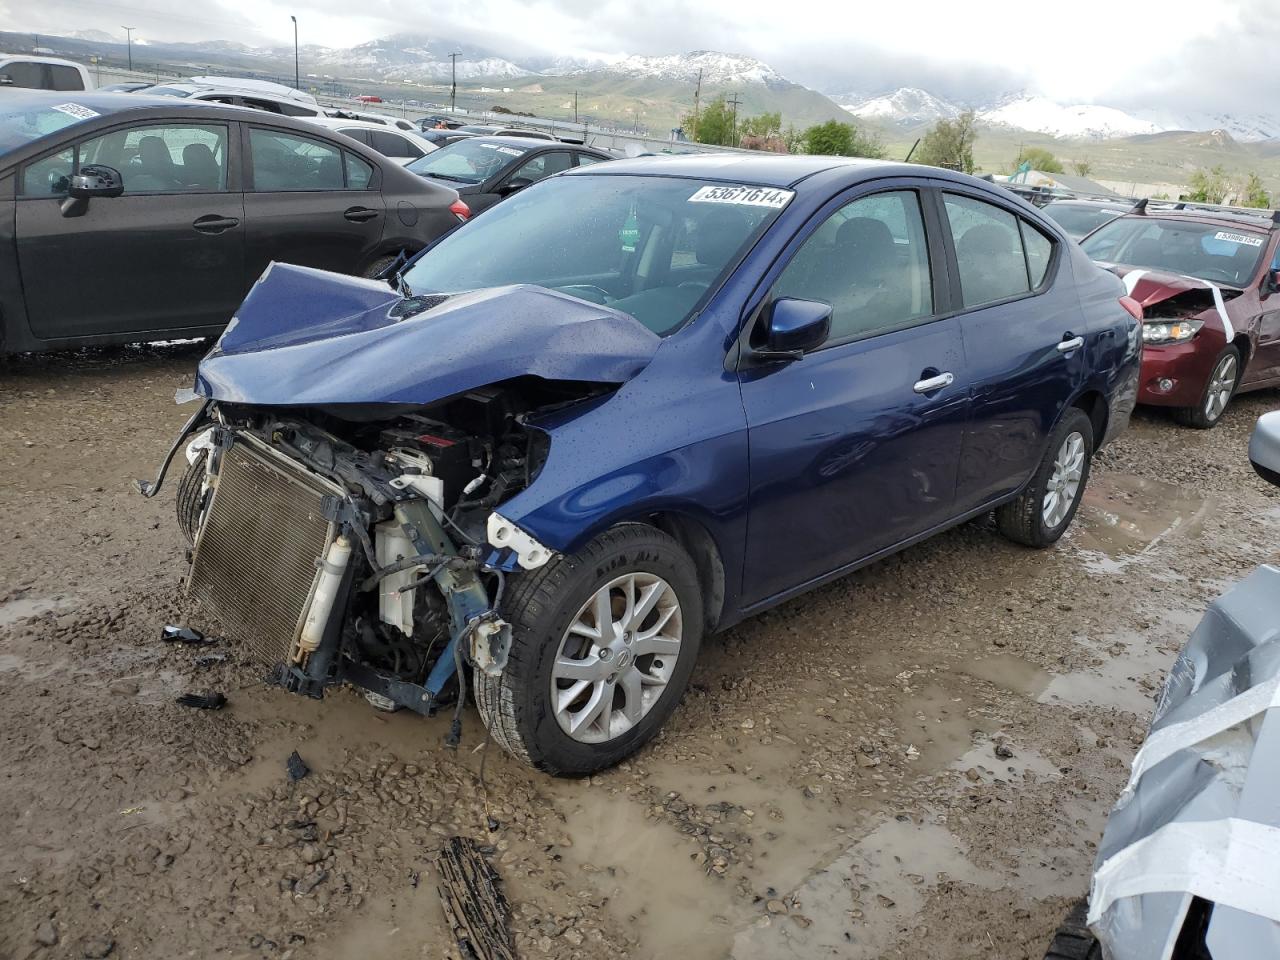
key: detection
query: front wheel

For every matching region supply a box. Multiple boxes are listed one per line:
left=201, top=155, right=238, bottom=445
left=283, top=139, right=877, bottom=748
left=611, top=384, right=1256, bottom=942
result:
left=997, top=408, right=1094, bottom=548
left=360, top=254, right=399, bottom=280
left=475, top=524, right=703, bottom=775
left=1172, top=345, right=1240, bottom=429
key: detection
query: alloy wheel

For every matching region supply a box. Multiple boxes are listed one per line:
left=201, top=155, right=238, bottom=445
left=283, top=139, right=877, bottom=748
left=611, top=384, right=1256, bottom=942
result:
left=1204, top=353, right=1237, bottom=423
left=550, top=573, right=683, bottom=744
left=1042, top=431, right=1086, bottom=528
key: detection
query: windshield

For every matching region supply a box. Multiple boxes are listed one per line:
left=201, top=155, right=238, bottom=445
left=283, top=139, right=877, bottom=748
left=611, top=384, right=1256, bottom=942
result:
left=406, top=138, right=528, bottom=183
left=400, top=174, right=792, bottom=335
left=1044, top=203, right=1125, bottom=240
left=0, top=101, right=96, bottom=153
left=1082, top=217, right=1267, bottom=287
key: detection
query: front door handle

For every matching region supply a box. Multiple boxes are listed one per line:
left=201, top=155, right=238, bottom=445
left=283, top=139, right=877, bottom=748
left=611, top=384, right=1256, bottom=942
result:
left=344, top=206, right=380, bottom=223
left=1057, top=334, right=1085, bottom=353
left=913, top=371, right=954, bottom=394
left=192, top=214, right=240, bottom=235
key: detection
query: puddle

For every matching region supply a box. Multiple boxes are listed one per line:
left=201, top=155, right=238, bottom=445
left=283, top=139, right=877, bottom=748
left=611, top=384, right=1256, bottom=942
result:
left=732, top=818, right=998, bottom=959
left=0, top=594, right=79, bottom=628
left=548, top=783, right=741, bottom=958
left=960, top=654, right=1050, bottom=700
left=1038, top=631, right=1166, bottom=717
left=1070, top=473, right=1207, bottom=574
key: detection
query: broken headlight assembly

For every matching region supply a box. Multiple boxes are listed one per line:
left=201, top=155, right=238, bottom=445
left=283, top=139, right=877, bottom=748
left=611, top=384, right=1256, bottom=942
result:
left=1141, top=318, right=1203, bottom=344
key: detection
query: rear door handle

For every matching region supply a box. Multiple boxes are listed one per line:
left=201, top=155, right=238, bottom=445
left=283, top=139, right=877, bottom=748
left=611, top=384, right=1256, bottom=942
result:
left=1057, top=335, right=1085, bottom=353
left=344, top=206, right=380, bottom=223
left=913, top=372, right=954, bottom=394
left=192, top=214, right=240, bottom=235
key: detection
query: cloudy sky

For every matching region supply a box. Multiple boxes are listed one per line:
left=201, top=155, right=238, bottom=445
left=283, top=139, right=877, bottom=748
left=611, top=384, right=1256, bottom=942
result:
left=3, top=0, right=1272, bottom=113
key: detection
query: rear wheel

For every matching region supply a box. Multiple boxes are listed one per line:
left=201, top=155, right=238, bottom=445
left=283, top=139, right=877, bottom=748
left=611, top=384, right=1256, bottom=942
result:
left=474, top=524, right=703, bottom=775
left=1172, top=345, right=1240, bottom=429
left=997, top=408, right=1094, bottom=548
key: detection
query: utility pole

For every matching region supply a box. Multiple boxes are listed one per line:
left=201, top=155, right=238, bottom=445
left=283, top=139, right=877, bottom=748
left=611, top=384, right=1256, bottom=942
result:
left=290, top=16, right=299, bottom=90
left=573, top=90, right=578, bottom=124
left=449, top=52, right=460, bottom=113
left=728, top=91, right=742, bottom=145
left=121, top=26, right=135, bottom=71
left=692, top=68, right=702, bottom=141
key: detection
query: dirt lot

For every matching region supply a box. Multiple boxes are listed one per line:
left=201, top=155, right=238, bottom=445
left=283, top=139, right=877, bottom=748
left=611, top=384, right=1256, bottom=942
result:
left=2, top=343, right=1277, bottom=960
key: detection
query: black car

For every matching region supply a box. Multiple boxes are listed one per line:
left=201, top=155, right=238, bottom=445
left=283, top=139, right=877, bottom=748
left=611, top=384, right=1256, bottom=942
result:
left=418, top=129, right=475, bottom=148
left=405, top=136, right=611, bottom=214
left=0, top=91, right=466, bottom=353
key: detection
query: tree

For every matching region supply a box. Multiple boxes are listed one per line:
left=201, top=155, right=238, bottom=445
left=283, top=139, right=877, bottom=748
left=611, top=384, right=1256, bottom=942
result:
left=1016, top=147, right=1063, bottom=174
left=913, top=111, right=977, bottom=173
left=1185, top=165, right=1229, bottom=204
left=683, top=97, right=736, bottom=147
left=1072, top=159, right=1093, bottom=178
left=739, top=111, right=781, bottom=140
left=801, top=119, right=884, bottom=158
left=1241, top=172, right=1271, bottom=209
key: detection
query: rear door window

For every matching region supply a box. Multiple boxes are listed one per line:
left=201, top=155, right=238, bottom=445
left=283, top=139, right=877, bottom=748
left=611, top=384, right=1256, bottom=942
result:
left=511, top=151, right=572, bottom=184
left=371, top=130, right=423, bottom=158
left=250, top=128, right=344, bottom=191
left=48, top=65, right=84, bottom=91
left=943, top=194, right=1033, bottom=307
left=337, top=127, right=372, bottom=146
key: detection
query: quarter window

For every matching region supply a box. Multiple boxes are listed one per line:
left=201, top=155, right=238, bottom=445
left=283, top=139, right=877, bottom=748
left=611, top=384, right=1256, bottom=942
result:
left=21, top=147, right=74, bottom=196
left=250, top=128, right=344, bottom=191
left=575, top=153, right=606, bottom=167
left=79, top=123, right=228, bottom=193
left=345, top=153, right=374, bottom=190
left=1021, top=221, right=1053, bottom=288
left=772, top=190, right=934, bottom=344
left=942, top=194, right=1038, bottom=307
left=48, top=65, right=84, bottom=91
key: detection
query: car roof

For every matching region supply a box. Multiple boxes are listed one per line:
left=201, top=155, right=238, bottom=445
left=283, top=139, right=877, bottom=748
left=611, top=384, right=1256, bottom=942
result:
left=1047, top=198, right=1134, bottom=210
left=571, top=154, right=928, bottom=189
left=0, top=54, right=86, bottom=67
left=0, top=88, right=224, bottom=115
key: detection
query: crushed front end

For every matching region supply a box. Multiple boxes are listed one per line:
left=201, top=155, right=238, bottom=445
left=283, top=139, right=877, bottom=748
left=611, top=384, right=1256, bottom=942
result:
left=155, top=387, right=574, bottom=722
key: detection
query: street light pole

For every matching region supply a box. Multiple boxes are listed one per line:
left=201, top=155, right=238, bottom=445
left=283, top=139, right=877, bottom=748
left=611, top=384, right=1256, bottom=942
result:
left=121, top=26, right=135, bottom=71
left=449, top=52, right=459, bottom=113
left=290, top=16, right=299, bottom=90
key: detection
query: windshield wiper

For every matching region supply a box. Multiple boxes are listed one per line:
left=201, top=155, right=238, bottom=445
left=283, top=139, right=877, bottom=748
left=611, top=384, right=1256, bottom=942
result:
left=422, top=172, right=472, bottom=183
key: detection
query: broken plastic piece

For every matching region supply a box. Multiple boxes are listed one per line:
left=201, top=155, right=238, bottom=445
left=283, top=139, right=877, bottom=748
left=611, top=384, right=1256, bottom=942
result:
left=161, top=625, right=214, bottom=645
left=193, top=653, right=227, bottom=668
left=175, top=692, right=226, bottom=710
left=286, top=750, right=310, bottom=782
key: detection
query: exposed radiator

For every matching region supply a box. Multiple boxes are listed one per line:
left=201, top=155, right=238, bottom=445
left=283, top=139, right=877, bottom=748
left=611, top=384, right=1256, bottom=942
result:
left=188, top=437, right=339, bottom=667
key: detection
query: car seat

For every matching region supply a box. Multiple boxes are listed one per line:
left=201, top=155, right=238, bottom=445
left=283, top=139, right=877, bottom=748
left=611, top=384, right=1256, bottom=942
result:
left=135, top=136, right=178, bottom=189
left=181, top=143, right=221, bottom=190
left=316, top=154, right=344, bottom=188
left=679, top=206, right=752, bottom=290
left=957, top=224, right=1024, bottom=304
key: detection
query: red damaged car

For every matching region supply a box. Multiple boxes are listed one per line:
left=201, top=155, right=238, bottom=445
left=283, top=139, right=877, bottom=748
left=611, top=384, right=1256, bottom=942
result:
left=1081, top=203, right=1280, bottom=427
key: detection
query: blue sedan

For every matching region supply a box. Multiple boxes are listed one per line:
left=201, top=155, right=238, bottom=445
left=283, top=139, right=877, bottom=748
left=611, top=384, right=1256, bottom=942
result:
left=148, top=154, right=1141, bottom=774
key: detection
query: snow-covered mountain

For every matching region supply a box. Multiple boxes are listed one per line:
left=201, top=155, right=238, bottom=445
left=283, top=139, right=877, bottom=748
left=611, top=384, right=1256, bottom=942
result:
left=838, top=87, right=960, bottom=128
left=581, top=50, right=790, bottom=88
left=978, top=96, right=1163, bottom=139
left=311, top=35, right=531, bottom=84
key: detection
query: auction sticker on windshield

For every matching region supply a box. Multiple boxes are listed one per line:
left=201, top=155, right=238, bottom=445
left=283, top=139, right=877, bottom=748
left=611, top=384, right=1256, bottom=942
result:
left=478, top=143, right=523, bottom=157
left=1214, top=231, right=1264, bottom=247
left=51, top=103, right=99, bottom=121
left=688, top=185, right=794, bottom=208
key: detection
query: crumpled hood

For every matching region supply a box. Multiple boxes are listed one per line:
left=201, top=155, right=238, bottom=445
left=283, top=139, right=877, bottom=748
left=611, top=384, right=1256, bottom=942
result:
left=1104, top=263, right=1236, bottom=311
left=196, top=263, right=661, bottom=406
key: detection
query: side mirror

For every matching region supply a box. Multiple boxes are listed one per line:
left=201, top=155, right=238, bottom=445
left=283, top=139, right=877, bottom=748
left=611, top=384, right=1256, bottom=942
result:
left=498, top=177, right=533, bottom=196
left=756, top=298, right=832, bottom=360
left=1249, top=410, right=1280, bottom=488
left=68, top=165, right=124, bottom=200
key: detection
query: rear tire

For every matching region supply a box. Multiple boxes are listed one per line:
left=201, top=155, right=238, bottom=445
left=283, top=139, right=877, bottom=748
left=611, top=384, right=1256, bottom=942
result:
left=1172, top=344, right=1240, bottom=429
left=997, top=408, right=1094, bottom=548
left=474, top=524, right=703, bottom=776
left=360, top=255, right=398, bottom=280
left=1044, top=899, right=1101, bottom=960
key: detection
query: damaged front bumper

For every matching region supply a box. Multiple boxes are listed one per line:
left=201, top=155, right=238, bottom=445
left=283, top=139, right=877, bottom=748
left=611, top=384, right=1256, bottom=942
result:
left=141, top=407, right=526, bottom=717
left=1088, top=563, right=1280, bottom=958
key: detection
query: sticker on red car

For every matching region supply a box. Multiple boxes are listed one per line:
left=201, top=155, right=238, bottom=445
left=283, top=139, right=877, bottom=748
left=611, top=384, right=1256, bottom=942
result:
left=1213, top=231, right=1264, bottom=247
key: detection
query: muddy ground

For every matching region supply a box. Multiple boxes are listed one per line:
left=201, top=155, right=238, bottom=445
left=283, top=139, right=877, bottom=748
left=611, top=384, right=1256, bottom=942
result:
left=1, top=343, right=1277, bottom=960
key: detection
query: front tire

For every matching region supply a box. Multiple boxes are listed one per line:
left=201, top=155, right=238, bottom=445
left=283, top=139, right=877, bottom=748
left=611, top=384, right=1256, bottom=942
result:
left=474, top=524, right=703, bottom=775
left=1172, top=344, right=1239, bottom=429
left=997, top=408, right=1094, bottom=548
left=360, top=254, right=399, bottom=280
